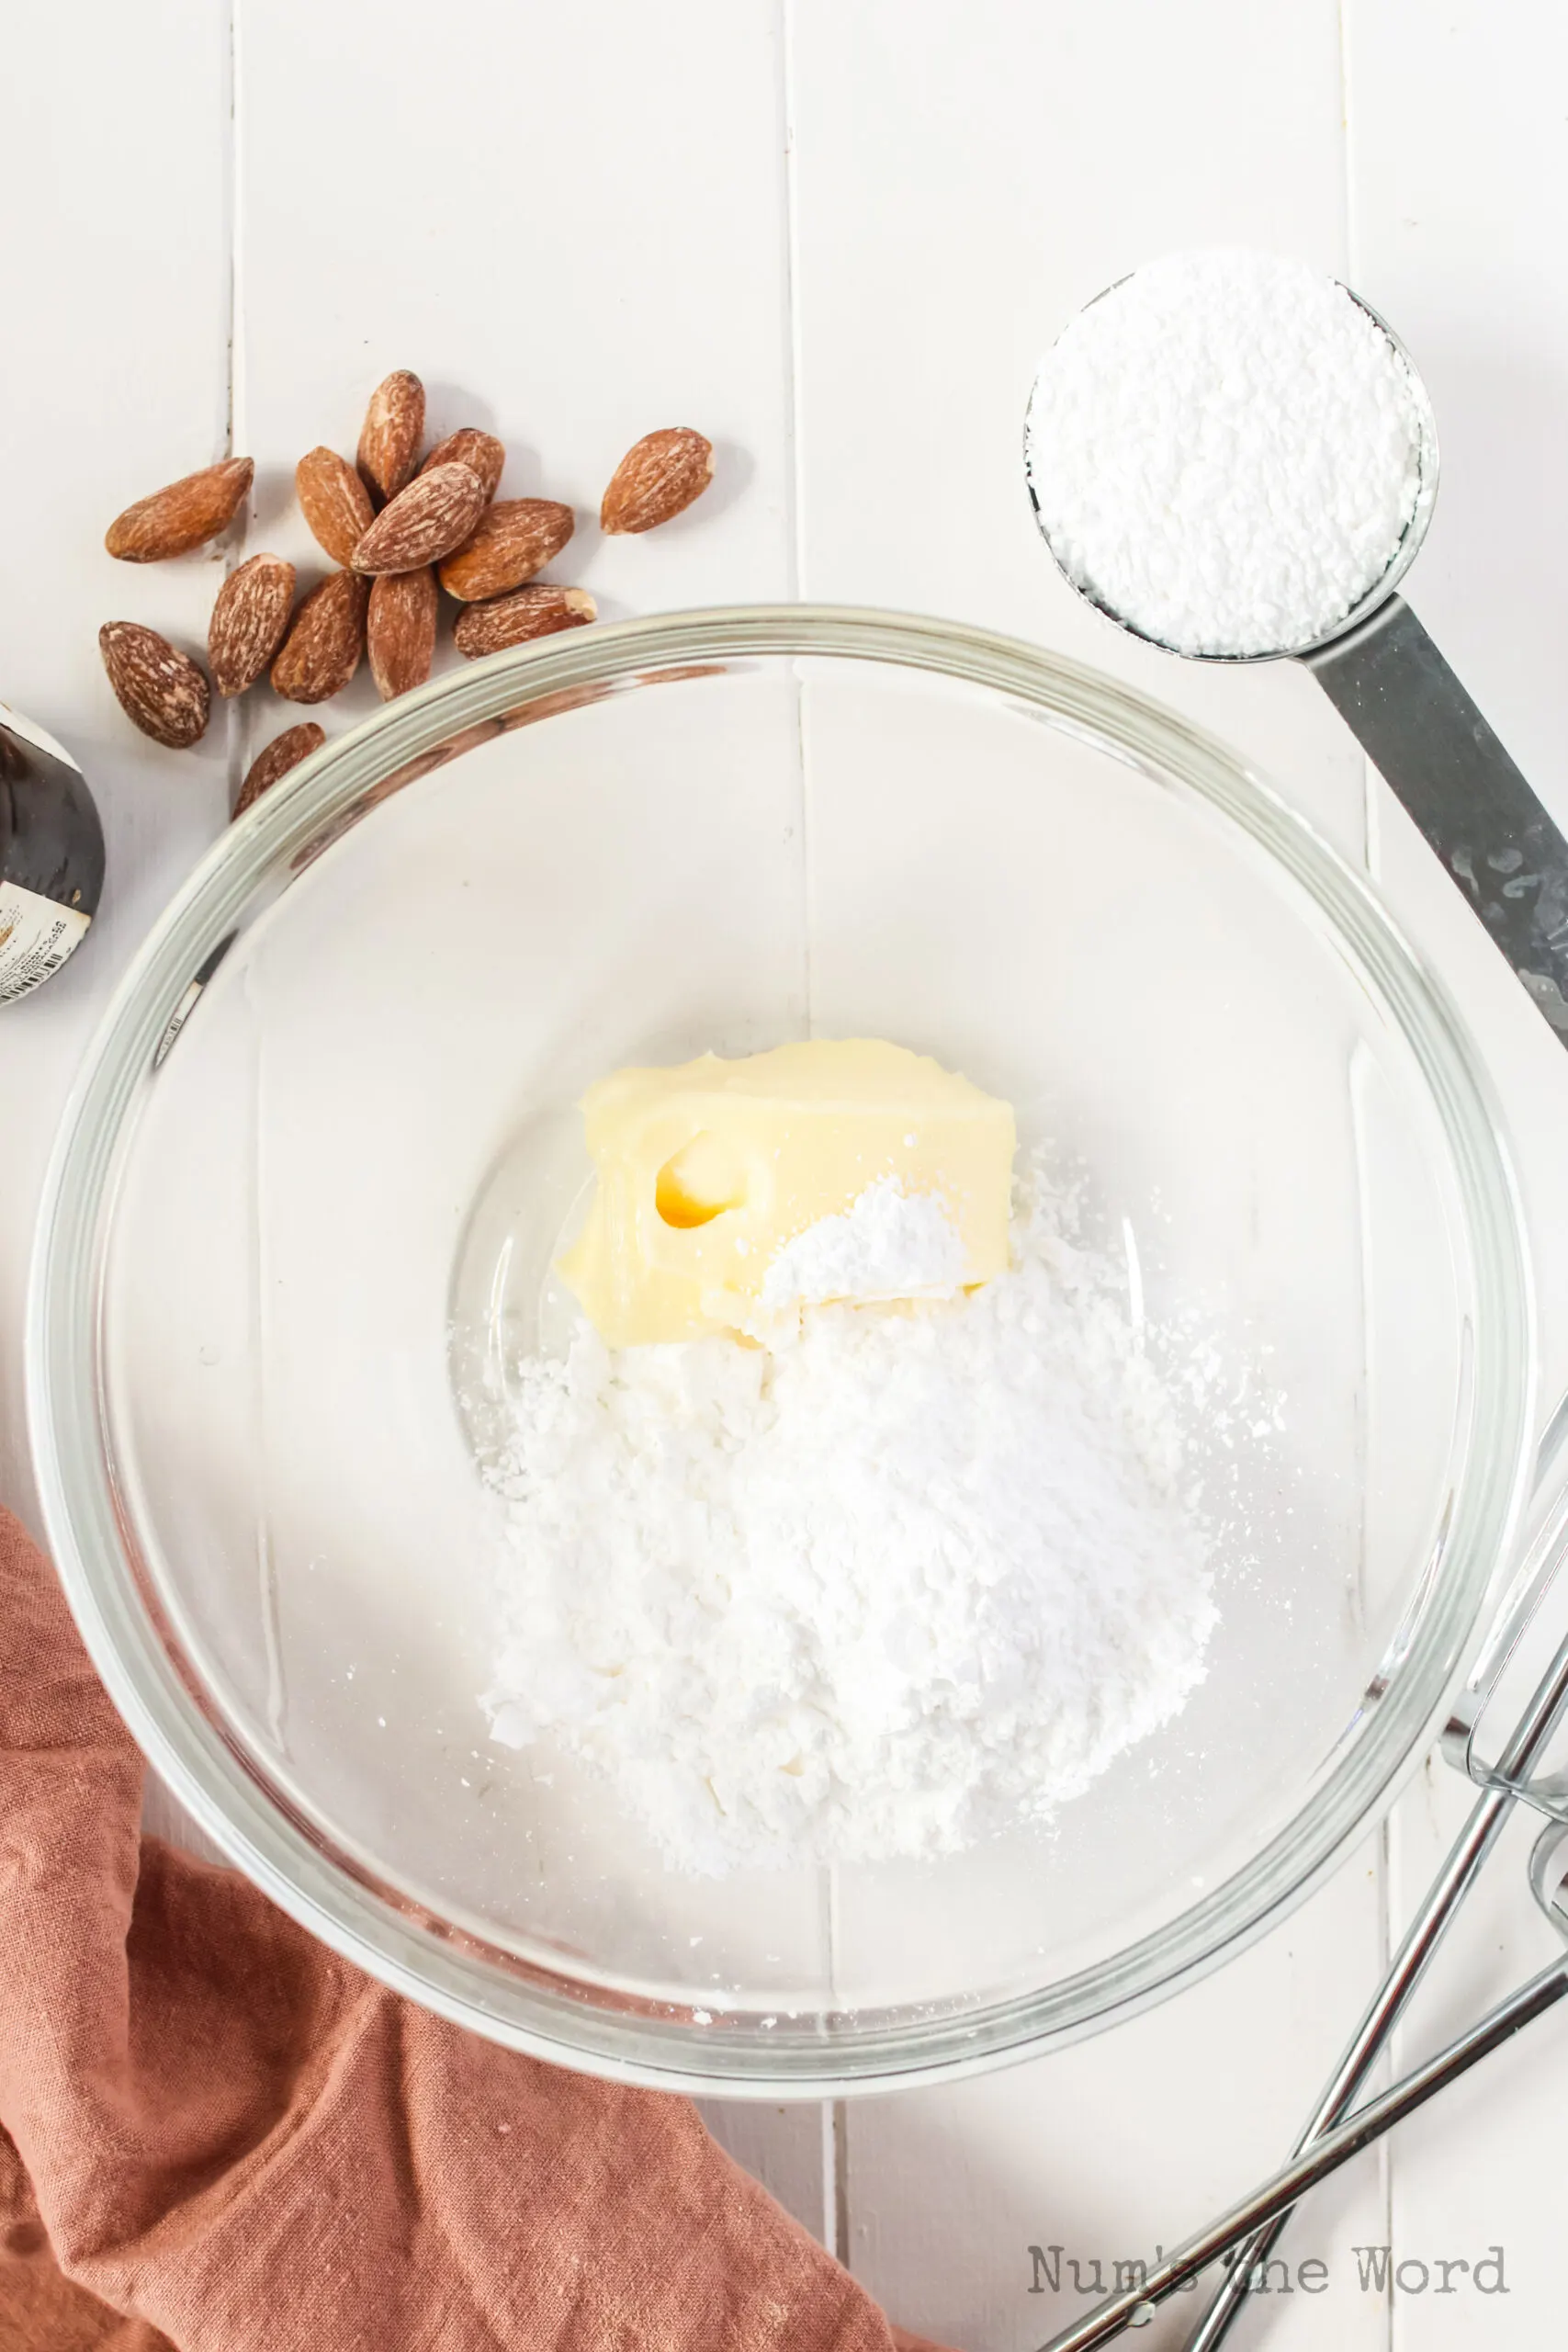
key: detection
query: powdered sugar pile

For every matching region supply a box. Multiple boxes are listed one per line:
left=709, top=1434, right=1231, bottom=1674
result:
left=759, top=1174, right=966, bottom=1314
left=483, top=1166, right=1217, bottom=1875
left=1025, top=248, right=1428, bottom=657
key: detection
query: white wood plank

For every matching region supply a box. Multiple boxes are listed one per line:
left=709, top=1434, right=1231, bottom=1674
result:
left=1383, top=1761, right=1568, bottom=2349
left=231, top=0, right=797, bottom=778
left=1341, top=0, right=1568, bottom=822
left=1344, top=9, right=1568, bottom=2344
left=698, top=2099, right=830, bottom=2246
left=0, top=0, right=232, bottom=1531
left=1342, top=0, right=1568, bottom=1396
left=786, top=0, right=1370, bottom=859
left=785, top=6, right=1390, bottom=2344
left=843, top=1842, right=1392, bottom=2351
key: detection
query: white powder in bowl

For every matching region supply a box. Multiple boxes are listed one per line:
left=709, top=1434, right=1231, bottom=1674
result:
left=1025, top=248, right=1428, bottom=657
left=483, top=1167, right=1216, bottom=1875
left=759, top=1174, right=966, bottom=1313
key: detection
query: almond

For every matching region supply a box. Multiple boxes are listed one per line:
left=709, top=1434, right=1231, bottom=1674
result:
left=99, top=622, right=211, bottom=747
left=367, top=568, right=439, bottom=700
left=106, top=457, right=254, bottom=561
left=599, top=428, right=713, bottom=534
left=421, top=428, right=505, bottom=502
left=453, top=584, right=596, bottom=659
left=437, top=498, right=575, bottom=601
left=297, top=447, right=376, bottom=568
left=270, top=571, right=368, bottom=702
left=233, top=721, right=325, bottom=819
left=352, top=462, right=487, bottom=575
left=357, top=369, right=425, bottom=503
left=208, top=552, right=297, bottom=697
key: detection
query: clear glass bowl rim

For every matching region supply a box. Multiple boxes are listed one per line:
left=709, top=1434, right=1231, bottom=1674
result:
left=27, top=604, right=1537, bottom=2097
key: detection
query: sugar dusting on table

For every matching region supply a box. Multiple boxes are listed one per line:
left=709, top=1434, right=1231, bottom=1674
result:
left=482, top=1158, right=1219, bottom=1876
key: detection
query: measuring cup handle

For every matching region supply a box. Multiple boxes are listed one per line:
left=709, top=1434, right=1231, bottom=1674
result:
left=1303, top=595, right=1568, bottom=1045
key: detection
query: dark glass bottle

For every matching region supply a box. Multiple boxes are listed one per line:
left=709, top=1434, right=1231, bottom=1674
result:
left=0, top=704, right=105, bottom=1005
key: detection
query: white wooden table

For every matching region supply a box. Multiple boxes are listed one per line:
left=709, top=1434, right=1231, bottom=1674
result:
left=5, top=5, right=1568, bottom=2345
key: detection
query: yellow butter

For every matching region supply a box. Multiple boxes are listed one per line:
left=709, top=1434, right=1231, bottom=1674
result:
left=558, top=1038, right=1016, bottom=1345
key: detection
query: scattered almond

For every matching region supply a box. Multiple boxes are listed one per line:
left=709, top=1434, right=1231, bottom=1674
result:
left=233, top=721, right=325, bottom=820
left=208, top=553, right=296, bottom=697
left=453, top=584, right=596, bottom=659
left=297, top=447, right=376, bottom=568
left=352, top=462, right=488, bottom=575
left=106, top=457, right=254, bottom=562
left=437, top=498, right=575, bottom=601
left=98, top=379, right=710, bottom=800
left=357, top=369, right=425, bottom=503
left=271, top=571, right=369, bottom=702
left=367, top=568, right=439, bottom=700
left=422, top=428, right=505, bottom=502
left=99, top=622, right=211, bottom=747
left=599, top=428, right=713, bottom=534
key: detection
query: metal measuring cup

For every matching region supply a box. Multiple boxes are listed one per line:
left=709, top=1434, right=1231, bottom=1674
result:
left=1025, top=288, right=1568, bottom=1049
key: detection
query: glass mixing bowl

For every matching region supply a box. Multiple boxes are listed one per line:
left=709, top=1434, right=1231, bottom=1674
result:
left=28, top=607, right=1535, bottom=2095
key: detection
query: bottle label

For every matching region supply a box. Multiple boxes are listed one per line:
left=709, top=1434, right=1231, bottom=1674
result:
left=0, top=879, right=91, bottom=1005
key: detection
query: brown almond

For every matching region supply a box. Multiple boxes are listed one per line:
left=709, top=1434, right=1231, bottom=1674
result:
left=599, top=428, right=713, bottom=535
left=421, top=428, right=505, bottom=502
left=437, top=499, right=575, bottom=601
left=208, top=552, right=297, bottom=697
left=106, top=457, right=254, bottom=562
left=271, top=571, right=368, bottom=703
left=367, top=568, right=439, bottom=701
left=357, top=369, right=425, bottom=503
left=297, top=447, right=376, bottom=568
left=454, top=584, right=596, bottom=659
left=99, top=622, right=210, bottom=747
left=352, top=462, right=488, bottom=575
left=233, top=721, right=325, bottom=820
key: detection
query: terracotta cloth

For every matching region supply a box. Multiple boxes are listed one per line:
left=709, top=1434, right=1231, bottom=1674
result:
left=0, top=1509, right=947, bottom=2352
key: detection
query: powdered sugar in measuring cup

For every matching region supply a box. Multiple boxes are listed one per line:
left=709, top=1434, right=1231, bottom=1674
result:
left=1023, top=247, right=1568, bottom=1058
left=1024, top=248, right=1435, bottom=660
